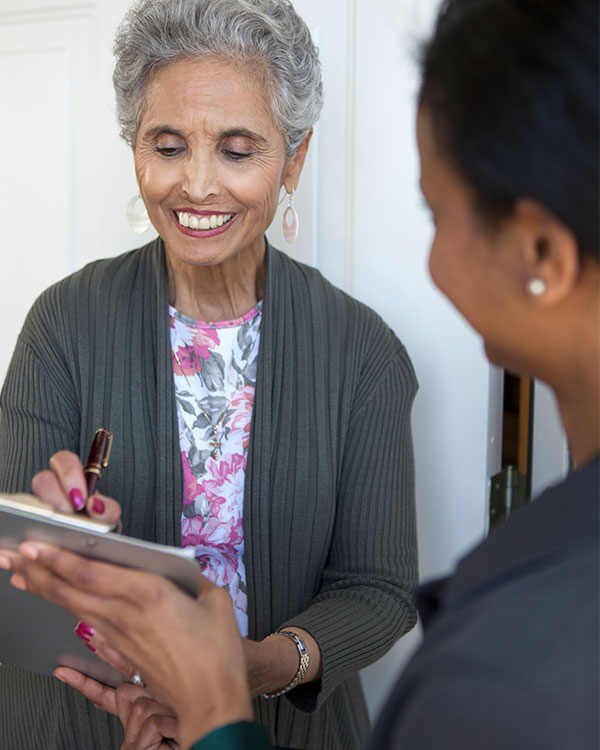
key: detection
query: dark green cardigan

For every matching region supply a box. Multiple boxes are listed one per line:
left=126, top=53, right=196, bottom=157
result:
left=0, top=239, right=418, bottom=750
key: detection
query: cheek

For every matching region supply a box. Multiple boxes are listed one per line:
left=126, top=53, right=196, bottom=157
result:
left=133, top=150, right=181, bottom=206
left=427, top=234, right=455, bottom=295
left=235, top=169, right=281, bottom=215
left=137, top=162, right=172, bottom=200
left=427, top=218, right=482, bottom=298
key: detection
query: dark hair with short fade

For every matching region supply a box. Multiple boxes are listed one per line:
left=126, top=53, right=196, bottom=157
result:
left=419, top=0, right=599, bottom=260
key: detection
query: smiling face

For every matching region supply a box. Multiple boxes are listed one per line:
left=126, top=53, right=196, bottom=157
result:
left=133, top=56, right=307, bottom=272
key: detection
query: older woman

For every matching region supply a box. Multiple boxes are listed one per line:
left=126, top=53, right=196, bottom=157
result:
left=4, top=0, right=597, bottom=748
left=0, top=1, right=418, bottom=749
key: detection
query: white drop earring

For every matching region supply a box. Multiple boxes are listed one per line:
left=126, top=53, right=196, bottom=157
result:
left=282, top=188, right=299, bottom=243
left=527, top=279, right=546, bottom=296
left=126, top=194, right=151, bottom=233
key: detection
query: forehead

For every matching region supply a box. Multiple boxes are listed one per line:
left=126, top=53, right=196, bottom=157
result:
left=416, top=107, right=441, bottom=186
left=139, top=56, right=280, bottom=137
left=417, top=107, right=465, bottom=196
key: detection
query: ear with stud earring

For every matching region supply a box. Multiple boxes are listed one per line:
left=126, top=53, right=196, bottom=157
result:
left=126, top=194, right=151, bottom=234
left=282, top=188, right=299, bottom=243
left=527, top=279, right=546, bottom=296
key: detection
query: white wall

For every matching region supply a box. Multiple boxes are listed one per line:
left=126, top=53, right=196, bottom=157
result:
left=0, top=0, right=498, bottom=722
left=350, top=0, right=495, bottom=714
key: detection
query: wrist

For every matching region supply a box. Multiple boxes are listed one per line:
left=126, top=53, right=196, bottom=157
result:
left=243, top=633, right=299, bottom=697
left=178, top=676, right=252, bottom=750
left=261, top=630, right=309, bottom=699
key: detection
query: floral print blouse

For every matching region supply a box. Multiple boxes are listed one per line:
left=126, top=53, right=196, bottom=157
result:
left=170, top=302, right=262, bottom=636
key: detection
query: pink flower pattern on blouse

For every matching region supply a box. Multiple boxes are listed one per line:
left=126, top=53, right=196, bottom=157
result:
left=170, top=302, right=262, bottom=636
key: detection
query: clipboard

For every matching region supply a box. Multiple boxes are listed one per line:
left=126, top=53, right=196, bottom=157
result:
left=0, top=493, right=201, bottom=687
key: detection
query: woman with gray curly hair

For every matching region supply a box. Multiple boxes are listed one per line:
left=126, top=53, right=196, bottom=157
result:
left=0, top=1, right=418, bottom=749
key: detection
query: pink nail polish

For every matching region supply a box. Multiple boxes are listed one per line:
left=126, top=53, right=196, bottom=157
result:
left=74, top=622, right=95, bottom=641
left=85, top=643, right=97, bottom=653
left=69, top=489, right=85, bottom=511
left=91, top=497, right=105, bottom=515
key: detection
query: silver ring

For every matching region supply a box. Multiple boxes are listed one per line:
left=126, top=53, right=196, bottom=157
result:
left=131, top=670, right=145, bottom=688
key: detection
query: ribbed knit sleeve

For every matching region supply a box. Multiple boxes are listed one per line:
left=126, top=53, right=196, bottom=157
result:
left=282, top=346, right=418, bottom=711
left=0, top=288, right=81, bottom=492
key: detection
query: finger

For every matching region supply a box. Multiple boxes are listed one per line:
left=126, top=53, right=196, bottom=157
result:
left=115, top=683, right=155, bottom=730
left=10, top=572, right=26, bottom=590
left=84, top=493, right=122, bottom=526
left=0, top=549, right=20, bottom=570
left=43, top=451, right=121, bottom=526
left=121, top=697, right=177, bottom=750
left=48, top=450, right=87, bottom=502
left=34, top=450, right=123, bottom=524
left=17, top=542, right=157, bottom=600
left=53, top=667, right=119, bottom=715
left=75, top=623, right=136, bottom=678
left=31, top=469, right=77, bottom=512
left=131, top=713, right=179, bottom=750
left=8, top=549, right=34, bottom=575
left=12, top=545, right=130, bottom=627
left=195, top=569, right=220, bottom=598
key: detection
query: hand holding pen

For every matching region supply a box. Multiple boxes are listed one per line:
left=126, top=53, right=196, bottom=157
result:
left=29, top=429, right=121, bottom=528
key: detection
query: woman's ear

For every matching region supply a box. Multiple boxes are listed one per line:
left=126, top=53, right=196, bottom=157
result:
left=514, top=199, right=580, bottom=306
left=282, top=129, right=313, bottom=192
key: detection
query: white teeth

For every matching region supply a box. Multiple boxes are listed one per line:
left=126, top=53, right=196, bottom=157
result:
left=176, top=212, right=233, bottom=230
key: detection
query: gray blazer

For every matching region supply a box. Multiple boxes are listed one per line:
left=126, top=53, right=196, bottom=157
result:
left=369, top=455, right=600, bottom=750
left=0, top=239, right=418, bottom=750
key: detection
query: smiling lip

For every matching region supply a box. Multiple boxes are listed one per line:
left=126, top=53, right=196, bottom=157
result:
left=172, top=209, right=236, bottom=238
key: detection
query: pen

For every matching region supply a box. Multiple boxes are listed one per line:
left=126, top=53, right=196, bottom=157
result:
left=84, top=428, right=113, bottom=497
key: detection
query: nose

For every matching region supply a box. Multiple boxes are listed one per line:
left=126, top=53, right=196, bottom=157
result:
left=181, top=151, right=219, bottom=203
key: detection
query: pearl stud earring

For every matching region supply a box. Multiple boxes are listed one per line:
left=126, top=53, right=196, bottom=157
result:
left=527, top=279, right=546, bottom=296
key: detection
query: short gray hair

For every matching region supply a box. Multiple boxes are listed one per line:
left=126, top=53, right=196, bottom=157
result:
left=113, top=0, right=323, bottom=155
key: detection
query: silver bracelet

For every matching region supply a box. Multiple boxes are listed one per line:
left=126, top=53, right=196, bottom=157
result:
left=262, top=629, right=310, bottom=699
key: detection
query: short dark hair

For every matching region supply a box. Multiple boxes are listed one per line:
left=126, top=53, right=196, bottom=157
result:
left=419, top=0, right=599, bottom=261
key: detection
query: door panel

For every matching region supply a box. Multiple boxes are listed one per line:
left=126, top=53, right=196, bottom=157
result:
left=0, top=7, right=93, bottom=381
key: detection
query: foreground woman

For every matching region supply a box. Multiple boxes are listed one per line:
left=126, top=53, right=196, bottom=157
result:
left=0, top=1, right=418, bottom=748
left=4, top=0, right=598, bottom=748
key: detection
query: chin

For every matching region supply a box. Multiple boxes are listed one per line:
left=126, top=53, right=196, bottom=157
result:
left=483, top=340, right=508, bottom=368
left=483, top=340, right=530, bottom=378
